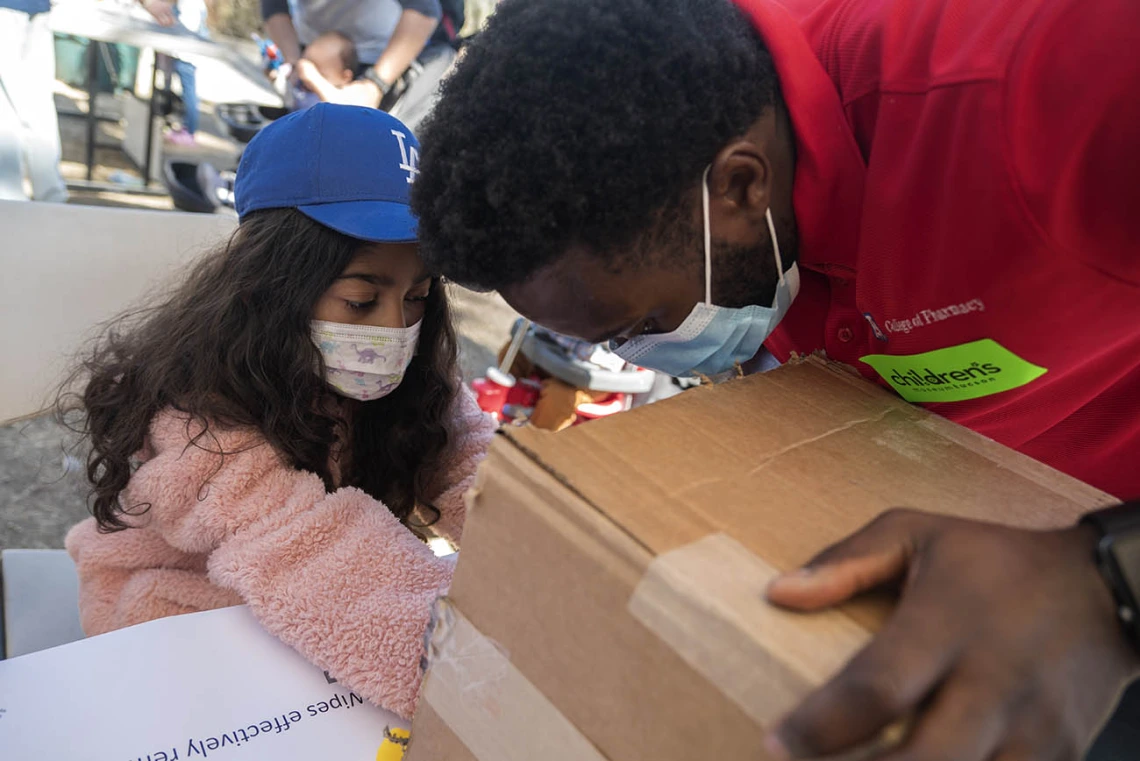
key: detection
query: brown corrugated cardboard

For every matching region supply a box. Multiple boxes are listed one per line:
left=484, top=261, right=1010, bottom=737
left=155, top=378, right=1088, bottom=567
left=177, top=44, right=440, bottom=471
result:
left=407, top=357, right=1116, bottom=761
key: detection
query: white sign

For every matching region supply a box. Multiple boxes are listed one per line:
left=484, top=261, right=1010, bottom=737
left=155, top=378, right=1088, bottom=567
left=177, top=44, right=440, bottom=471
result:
left=0, top=606, right=410, bottom=761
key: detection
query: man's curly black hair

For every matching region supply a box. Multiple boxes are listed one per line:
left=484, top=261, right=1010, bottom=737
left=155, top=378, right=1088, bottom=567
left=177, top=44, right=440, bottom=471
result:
left=412, top=0, right=780, bottom=292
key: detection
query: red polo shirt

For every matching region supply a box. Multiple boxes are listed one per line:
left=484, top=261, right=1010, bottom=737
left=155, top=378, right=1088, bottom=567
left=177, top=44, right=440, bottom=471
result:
left=743, top=0, right=1140, bottom=497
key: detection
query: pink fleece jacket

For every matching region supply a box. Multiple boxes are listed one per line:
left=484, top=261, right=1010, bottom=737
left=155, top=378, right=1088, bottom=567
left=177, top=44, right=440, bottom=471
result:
left=65, top=387, right=496, bottom=719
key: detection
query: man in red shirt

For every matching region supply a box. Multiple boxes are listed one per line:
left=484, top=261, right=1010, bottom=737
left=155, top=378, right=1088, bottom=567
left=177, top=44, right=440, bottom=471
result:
left=412, top=0, right=1140, bottom=758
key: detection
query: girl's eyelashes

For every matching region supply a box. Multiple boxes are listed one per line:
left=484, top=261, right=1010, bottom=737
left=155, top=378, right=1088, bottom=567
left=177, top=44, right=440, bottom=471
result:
left=343, top=280, right=431, bottom=311
left=345, top=299, right=377, bottom=311
left=405, top=283, right=433, bottom=303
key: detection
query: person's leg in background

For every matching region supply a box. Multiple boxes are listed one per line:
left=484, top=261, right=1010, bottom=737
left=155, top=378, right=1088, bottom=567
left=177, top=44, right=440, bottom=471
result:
left=0, top=8, right=35, bottom=200
left=0, top=7, right=68, bottom=202
left=171, top=57, right=199, bottom=139
left=0, top=57, right=27, bottom=198
left=17, top=10, right=68, bottom=201
left=164, top=0, right=203, bottom=146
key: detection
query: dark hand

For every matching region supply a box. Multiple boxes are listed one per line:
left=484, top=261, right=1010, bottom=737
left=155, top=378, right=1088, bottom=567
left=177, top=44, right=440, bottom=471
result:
left=764, top=508, right=1139, bottom=761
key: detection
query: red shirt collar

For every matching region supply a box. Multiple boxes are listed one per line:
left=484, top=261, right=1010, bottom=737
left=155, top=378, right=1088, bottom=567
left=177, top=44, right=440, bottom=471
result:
left=732, top=0, right=866, bottom=274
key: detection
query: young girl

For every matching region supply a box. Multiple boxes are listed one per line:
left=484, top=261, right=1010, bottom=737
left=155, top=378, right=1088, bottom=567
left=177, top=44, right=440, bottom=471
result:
left=63, top=104, right=496, bottom=720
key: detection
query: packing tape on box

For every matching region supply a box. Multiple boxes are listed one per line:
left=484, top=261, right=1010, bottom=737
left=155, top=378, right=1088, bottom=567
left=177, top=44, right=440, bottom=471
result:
left=628, top=533, right=871, bottom=729
left=421, top=598, right=609, bottom=761
left=629, top=533, right=911, bottom=761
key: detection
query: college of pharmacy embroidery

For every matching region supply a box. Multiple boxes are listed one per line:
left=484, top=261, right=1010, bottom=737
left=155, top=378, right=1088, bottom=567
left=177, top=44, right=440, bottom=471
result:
left=860, top=339, right=1046, bottom=404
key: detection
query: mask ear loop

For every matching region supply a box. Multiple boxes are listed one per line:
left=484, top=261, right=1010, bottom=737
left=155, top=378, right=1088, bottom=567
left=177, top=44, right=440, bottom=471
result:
left=766, top=208, right=785, bottom=286
left=701, top=165, right=713, bottom=305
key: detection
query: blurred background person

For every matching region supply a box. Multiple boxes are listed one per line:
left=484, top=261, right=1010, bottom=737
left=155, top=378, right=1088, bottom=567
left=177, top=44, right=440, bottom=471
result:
left=291, top=30, right=357, bottom=110
left=0, top=0, right=67, bottom=202
left=261, top=0, right=460, bottom=130
left=142, top=0, right=212, bottom=147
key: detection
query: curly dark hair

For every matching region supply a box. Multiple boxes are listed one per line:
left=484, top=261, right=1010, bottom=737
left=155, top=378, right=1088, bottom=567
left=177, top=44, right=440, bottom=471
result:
left=412, top=0, right=780, bottom=292
left=58, top=208, right=458, bottom=531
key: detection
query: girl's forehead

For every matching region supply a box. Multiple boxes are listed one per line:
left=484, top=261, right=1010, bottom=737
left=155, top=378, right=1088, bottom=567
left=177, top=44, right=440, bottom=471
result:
left=342, top=242, right=426, bottom=281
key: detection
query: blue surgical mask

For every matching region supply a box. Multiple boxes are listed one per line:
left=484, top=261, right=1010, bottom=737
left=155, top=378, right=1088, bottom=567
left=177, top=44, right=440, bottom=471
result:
left=612, top=167, right=799, bottom=377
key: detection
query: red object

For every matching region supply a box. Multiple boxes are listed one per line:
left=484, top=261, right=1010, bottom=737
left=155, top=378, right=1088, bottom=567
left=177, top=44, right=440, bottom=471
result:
left=472, top=375, right=542, bottom=422
left=574, top=393, right=627, bottom=422
left=737, top=0, right=1140, bottom=497
left=471, top=376, right=509, bottom=417
left=472, top=374, right=629, bottom=426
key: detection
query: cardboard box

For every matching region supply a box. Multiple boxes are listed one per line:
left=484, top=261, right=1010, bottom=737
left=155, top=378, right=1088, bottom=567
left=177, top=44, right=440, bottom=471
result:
left=408, top=357, right=1115, bottom=761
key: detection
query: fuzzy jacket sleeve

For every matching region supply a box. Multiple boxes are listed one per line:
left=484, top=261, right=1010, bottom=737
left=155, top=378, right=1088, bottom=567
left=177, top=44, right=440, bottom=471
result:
left=66, top=518, right=245, bottom=632
left=428, top=384, right=498, bottom=544
left=67, top=408, right=483, bottom=720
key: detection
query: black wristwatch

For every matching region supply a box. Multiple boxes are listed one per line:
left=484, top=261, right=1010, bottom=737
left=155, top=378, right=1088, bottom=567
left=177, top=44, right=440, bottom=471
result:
left=1081, top=501, right=1140, bottom=651
left=361, top=68, right=392, bottom=97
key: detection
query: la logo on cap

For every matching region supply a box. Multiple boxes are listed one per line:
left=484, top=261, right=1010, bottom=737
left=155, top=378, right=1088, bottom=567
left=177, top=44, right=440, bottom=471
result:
left=391, top=130, right=419, bottom=184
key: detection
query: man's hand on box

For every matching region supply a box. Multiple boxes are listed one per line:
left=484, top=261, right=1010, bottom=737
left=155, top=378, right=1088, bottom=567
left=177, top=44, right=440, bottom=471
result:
left=763, top=508, right=1138, bottom=761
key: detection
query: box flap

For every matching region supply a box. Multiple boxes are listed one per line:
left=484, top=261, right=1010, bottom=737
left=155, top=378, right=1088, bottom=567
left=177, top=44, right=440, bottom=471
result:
left=503, top=357, right=1115, bottom=575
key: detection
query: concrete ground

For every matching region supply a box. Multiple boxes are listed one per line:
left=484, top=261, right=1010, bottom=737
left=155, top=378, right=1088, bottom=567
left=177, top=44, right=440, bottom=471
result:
left=0, top=286, right=516, bottom=551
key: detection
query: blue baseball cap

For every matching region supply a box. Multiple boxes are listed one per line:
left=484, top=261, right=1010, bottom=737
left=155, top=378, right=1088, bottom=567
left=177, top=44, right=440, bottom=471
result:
left=234, top=104, right=421, bottom=243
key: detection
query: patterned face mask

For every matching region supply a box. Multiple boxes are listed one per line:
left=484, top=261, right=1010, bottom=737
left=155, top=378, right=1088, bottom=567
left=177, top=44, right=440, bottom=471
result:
left=310, top=319, right=421, bottom=401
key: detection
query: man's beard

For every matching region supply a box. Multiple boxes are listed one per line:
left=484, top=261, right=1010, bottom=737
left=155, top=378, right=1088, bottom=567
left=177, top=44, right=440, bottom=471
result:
left=709, top=212, right=799, bottom=309
left=643, top=204, right=799, bottom=309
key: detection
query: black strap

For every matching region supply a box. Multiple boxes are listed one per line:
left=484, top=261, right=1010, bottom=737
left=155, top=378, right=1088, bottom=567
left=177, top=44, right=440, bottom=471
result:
left=1081, top=501, right=1140, bottom=536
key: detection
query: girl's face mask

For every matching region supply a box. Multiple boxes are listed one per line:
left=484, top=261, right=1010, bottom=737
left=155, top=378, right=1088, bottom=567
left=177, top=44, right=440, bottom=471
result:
left=311, top=319, right=421, bottom=401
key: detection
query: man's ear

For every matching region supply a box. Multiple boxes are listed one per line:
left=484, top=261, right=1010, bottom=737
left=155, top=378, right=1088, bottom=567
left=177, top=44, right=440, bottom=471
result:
left=709, top=140, right=773, bottom=224
left=341, top=68, right=355, bottom=86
